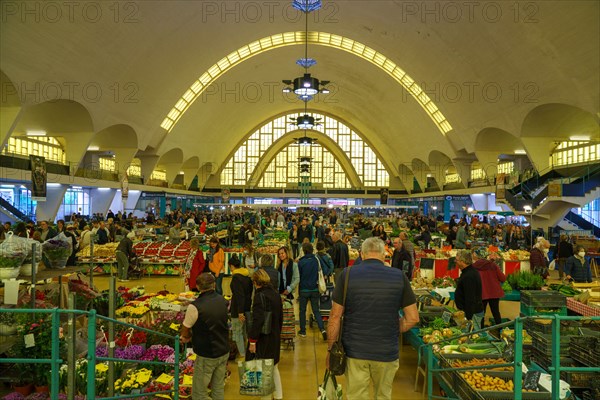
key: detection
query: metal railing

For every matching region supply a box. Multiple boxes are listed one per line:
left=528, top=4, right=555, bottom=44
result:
left=0, top=308, right=181, bottom=400
left=424, top=314, right=600, bottom=400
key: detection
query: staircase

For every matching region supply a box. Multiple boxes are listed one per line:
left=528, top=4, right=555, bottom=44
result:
left=564, top=211, right=600, bottom=238
left=498, top=164, right=600, bottom=233
left=0, top=196, right=29, bottom=222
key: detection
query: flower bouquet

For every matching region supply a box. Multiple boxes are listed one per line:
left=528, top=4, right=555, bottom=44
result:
left=42, top=233, right=72, bottom=269
left=114, top=368, right=152, bottom=395
left=96, top=344, right=145, bottom=360
left=0, top=232, right=27, bottom=279
left=116, top=305, right=150, bottom=318
left=115, top=330, right=147, bottom=348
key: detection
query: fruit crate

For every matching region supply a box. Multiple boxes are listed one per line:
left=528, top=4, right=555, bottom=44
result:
left=453, top=370, right=551, bottom=400
left=569, top=339, right=600, bottom=368
left=520, top=303, right=567, bottom=317
left=521, top=290, right=566, bottom=308
left=531, top=331, right=573, bottom=356
left=562, top=371, right=599, bottom=389
left=523, top=318, right=583, bottom=335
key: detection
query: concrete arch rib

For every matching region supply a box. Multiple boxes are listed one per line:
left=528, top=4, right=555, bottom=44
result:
left=475, top=127, right=523, bottom=178
left=247, top=130, right=362, bottom=189
left=1, top=70, right=22, bottom=148
left=520, top=103, right=600, bottom=172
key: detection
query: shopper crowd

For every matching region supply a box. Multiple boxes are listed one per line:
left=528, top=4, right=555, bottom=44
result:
left=0, top=206, right=595, bottom=400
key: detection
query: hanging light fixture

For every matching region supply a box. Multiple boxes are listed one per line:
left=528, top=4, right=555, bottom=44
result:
left=289, top=103, right=322, bottom=130
left=282, top=1, right=330, bottom=102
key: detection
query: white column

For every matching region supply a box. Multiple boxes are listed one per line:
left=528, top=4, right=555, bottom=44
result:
left=90, top=188, right=117, bottom=216
left=35, top=185, right=68, bottom=222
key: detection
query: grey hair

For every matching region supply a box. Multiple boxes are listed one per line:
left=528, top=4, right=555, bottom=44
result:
left=361, top=237, right=386, bottom=256
left=456, top=249, right=472, bottom=265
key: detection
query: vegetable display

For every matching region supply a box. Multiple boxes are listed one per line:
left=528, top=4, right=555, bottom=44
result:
left=506, top=271, right=545, bottom=290
left=548, top=283, right=581, bottom=297
left=451, top=358, right=513, bottom=371
left=461, top=371, right=514, bottom=391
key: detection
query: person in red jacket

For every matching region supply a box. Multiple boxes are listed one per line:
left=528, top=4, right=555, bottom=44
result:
left=185, top=238, right=206, bottom=292
left=472, top=247, right=506, bottom=326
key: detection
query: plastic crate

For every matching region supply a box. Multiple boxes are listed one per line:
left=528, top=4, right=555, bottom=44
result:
left=570, top=343, right=600, bottom=368
left=531, top=331, right=573, bottom=356
left=563, top=371, right=599, bottom=389
left=521, top=290, right=567, bottom=308
left=523, top=318, right=583, bottom=335
left=520, top=303, right=567, bottom=316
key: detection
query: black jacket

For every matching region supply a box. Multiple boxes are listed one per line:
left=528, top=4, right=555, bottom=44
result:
left=247, top=286, right=283, bottom=364
left=557, top=241, right=574, bottom=259
left=190, top=291, right=229, bottom=358
left=229, top=270, right=253, bottom=316
left=330, top=240, right=349, bottom=269
left=455, top=265, right=484, bottom=320
left=391, top=248, right=413, bottom=279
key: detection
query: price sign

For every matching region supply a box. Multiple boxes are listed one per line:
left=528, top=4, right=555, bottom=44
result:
left=523, top=371, right=541, bottom=391
left=442, top=311, right=452, bottom=324
left=155, top=373, right=173, bottom=384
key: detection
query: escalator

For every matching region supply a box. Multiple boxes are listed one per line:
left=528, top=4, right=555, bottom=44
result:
left=0, top=196, right=29, bottom=221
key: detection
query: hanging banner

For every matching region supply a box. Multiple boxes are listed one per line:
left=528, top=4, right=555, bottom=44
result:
left=380, top=188, right=389, bottom=205
left=121, top=172, right=129, bottom=201
left=30, top=155, right=47, bottom=201
left=222, top=188, right=231, bottom=204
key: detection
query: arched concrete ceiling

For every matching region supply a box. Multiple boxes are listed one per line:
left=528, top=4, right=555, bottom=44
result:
left=476, top=128, right=522, bottom=152
left=157, top=148, right=184, bottom=167
left=1, top=1, right=598, bottom=181
left=182, top=156, right=200, bottom=170
left=13, top=100, right=94, bottom=135
left=91, top=124, right=138, bottom=149
left=521, top=104, right=600, bottom=139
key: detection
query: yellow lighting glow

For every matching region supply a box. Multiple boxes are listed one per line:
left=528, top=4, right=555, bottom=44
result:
left=160, top=32, right=452, bottom=135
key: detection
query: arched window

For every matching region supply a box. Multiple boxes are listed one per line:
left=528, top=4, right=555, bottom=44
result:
left=220, top=113, right=389, bottom=188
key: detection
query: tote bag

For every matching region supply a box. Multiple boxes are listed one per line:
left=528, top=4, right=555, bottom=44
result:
left=238, top=358, right=275, bottom=396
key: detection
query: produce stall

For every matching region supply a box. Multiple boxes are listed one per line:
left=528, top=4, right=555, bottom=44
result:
left=77, top=239, right=285, bottom=276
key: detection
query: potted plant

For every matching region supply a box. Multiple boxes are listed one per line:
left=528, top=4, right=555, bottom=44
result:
left=42, top=235, right=71, bottom=269
left=33, top=365, right=50, bottom=392
left=0, top=309, right=17, bottom=336
left=12, top=365, right=34, bottom=396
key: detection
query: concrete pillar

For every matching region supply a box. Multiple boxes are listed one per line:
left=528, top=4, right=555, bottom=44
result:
left=475, top=151, right=499, bottom=181
left=62, top=132, right=95, bottom=173
left=198, top=163, right=218, bottom=190
left=112, top=148, right=138, bottom=176
left=125, top=190, right=142, bottom=213
left=35, top=184, right=68, bottom=222
left=453, top=159, right=472, bottom=189
left=182, top=168, right=200, bottom=188
left=521, top=137, right=552, bottom=173
left=0, top=108, right=21, bottom=150
left=470, top=194, right=488, bottom=211
left=90, top=188, right=117, bottom=216
left=139, top=155, right=160, bottom=183
left=109, top=190, right=124, bottom=213
left=164, top=163, right=184, bottom=187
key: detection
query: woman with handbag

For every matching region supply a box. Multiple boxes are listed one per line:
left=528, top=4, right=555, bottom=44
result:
left=247, top=269, right=283, bottom=400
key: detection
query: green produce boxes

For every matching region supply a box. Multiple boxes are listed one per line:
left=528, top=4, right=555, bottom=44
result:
left=520, top=303, right=567, bottom=317
left=521, top=290, right=566, bottom=308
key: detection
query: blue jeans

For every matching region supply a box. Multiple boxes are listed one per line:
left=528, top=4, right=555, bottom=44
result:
left=299, top=291, right=324, bottom=332
left=231, top=317, right=246, bottom=357
left=215, top=274, right=223, bottom=295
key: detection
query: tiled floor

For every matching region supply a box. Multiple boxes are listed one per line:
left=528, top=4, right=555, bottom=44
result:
left=94, top=275, right=430, bottom=400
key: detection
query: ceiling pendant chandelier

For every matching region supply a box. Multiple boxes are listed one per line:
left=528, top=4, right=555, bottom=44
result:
left=282, top=1, right=330, bottom=102
left=289, top=103, right=322, bottom=130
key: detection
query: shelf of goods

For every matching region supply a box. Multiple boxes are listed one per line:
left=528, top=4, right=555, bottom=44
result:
left=410, top=290, right=600, bottom=400
left=77, top=240, right=283, bottom=276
